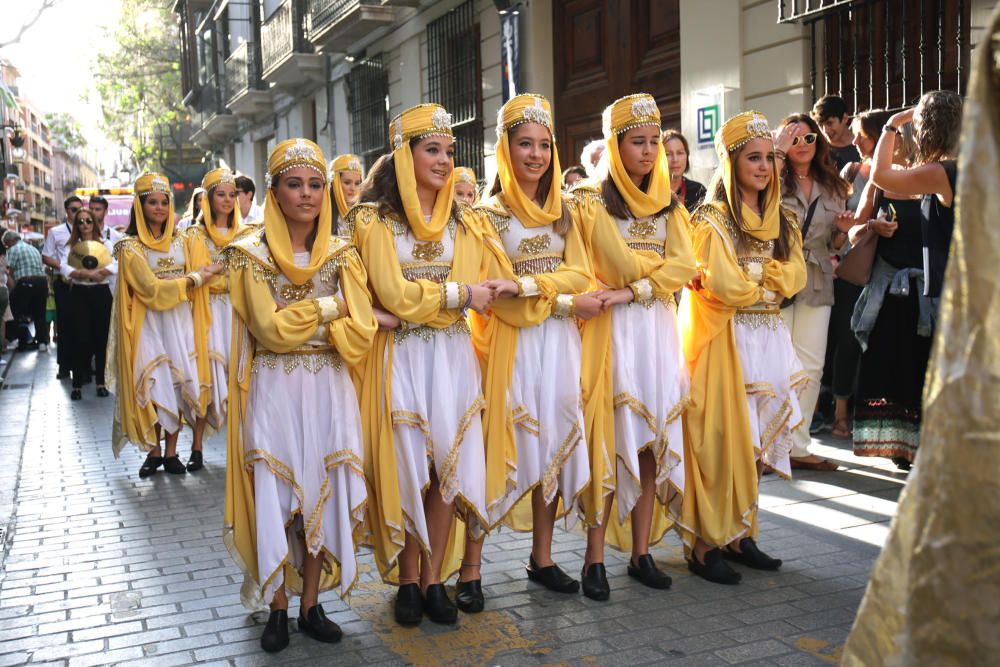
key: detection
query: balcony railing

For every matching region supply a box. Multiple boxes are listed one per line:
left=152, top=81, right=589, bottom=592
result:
left=307, top=0, right=355, bottom=31
left=201, top=73, right=224, bottom=115
left=225, top=41, right=257, bottom=104
left=261, top=0, right=310, bottom=78
left=777, top=0, right=856, bottom=23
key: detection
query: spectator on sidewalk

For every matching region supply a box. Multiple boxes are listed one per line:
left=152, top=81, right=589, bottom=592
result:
left=561, top=165, right=586, bottom=189
left=4, top=230, right=50, bottom=351
left=662, top=128, right=707, bottom=211
left=235, top=175, right=264, bottom=225
left=812, top=95, right=861, bottom=170
left=43, top=196, right=83, bottom=377
left=88, top=195, right=123, bottom=245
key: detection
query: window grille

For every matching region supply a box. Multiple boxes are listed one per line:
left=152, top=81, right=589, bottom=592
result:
left=346, top=54, right=390, bottom=170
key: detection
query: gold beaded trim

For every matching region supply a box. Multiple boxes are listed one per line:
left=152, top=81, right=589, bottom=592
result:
left=552, top=294, right=575, bottom=319
left=625, top=239, right=666, bottom=258
left=401, top=262, right=451, bottom=284
left=394, top=318, right=471, bottom=344
left=479, top=207, right=511, bottom=235
left=733, top=310, right=783, bottom=331
left=252, top=348, right=344, bottom=374
left=511, top=254, right=562, bottom=277
left=222, top=245, right=351, bottom=293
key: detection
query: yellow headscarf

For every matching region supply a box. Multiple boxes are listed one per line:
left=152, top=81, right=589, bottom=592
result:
left=132, top=172, right=175, bottom=253
left=715, top=110, right=781, bottom=241
left=329, top=153, right=364, bottom=218
left=200, top=168, right=243, bottom=248
left=603, top=93, right=672, bottom=218
left=263, top=138, right=333, bottom=285
left=453, top=166, right=479, bottom=204
left=494, top=94, right=562, bottom=227
left=389, top=104, right=455, bottom=241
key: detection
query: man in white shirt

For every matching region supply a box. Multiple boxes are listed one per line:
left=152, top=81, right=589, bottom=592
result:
left=42, top=196, right=82, bottom=378
left=236, top=175, right=264, bottom=225
left=88, top=195, right=123, bottom=245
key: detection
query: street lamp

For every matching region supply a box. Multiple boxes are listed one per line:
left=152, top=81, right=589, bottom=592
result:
left=1, top=122, right=25, bottom=217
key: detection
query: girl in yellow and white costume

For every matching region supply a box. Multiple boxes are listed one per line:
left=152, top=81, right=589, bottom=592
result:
left=453, top=166, right=479, bottom=206
left=110, top=173, right=220, bottom=478
left=222, top=139, right=376, bottom=653
left=570, top=94, right=697, bottom=600
left=347, top=104, right=496, bottom=627
left=329, top=153, right=364, bottom=238
left=183, top=168, right=249, bottom=471
left=680, top=112, right=806, bottom=586
left=464, top=95, right=591, bottom=607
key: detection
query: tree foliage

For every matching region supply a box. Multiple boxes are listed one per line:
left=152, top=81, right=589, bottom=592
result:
left=44, top=112, right=87, bottom=151
left=90, top=0, right=186, bottom=175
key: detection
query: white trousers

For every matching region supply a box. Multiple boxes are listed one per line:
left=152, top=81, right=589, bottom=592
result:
left=781, top=301, right=832, bottom=458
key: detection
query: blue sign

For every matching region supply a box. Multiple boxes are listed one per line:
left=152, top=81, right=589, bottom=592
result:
left=697, top=104, right=720, bottom=145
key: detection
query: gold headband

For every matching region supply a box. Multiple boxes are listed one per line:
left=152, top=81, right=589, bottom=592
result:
left=716, top=111, right=773, bottom=157
left=602, top=93, right=660, bottom=137
left=389, top=104, right=453, bottom=151
left=454, top=167, right=477, bottom=185
left=266, top=138, right=328, bottom=187
left=496, top=94, right=553, bottom=138
left=135, top=172, right=170, bottom=196
left=202, top=168, right=236, bottom=191
left=330, top=153, right=363, bottom=176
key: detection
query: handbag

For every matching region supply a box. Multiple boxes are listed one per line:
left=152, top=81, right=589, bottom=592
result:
left=834, top=189, right=883, bottom=287
left=780, top=197, right=820, bottom=309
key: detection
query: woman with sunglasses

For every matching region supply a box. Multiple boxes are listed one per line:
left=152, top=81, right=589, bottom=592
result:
left=61, top=208, right=117, bottom=400
left=775, top=114, right=852, bottom=472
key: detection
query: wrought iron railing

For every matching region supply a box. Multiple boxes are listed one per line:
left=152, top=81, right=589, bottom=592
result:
left=261, top=0, right=310, bottom=77
left=225, top=42, right=253, bottom=103
left=777, top=0, right=856, bottom=23
left=306, top=0, right=356, bottom=37
left=346, top=55, right=389, bottom=166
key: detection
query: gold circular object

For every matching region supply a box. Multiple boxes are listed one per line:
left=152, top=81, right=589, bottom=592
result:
left=68, top=241, right=112, bottom=271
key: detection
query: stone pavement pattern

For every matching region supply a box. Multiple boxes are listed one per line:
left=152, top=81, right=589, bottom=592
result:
left=0, top=349, right=907, bottom=666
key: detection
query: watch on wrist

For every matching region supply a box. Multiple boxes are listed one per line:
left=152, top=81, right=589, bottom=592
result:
left=883, top=124, right=899, bottom=134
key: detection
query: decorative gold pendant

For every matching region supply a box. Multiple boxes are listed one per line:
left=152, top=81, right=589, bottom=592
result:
left=517, top=233, right=552, bottom=256
left=280, top=279, right=315, bottom=303
left=157, top=256, right=176, bottom=268
left=627, top=217, right=657, bottom=239
left=411, top=241, right=445, bottom=262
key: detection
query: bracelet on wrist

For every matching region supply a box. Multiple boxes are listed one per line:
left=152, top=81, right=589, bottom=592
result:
left=463, top=284, right=472, bottom=309
left=883, top=124, right=899, bottom=134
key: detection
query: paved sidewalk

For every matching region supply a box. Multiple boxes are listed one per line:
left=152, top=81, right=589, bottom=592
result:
left=0, top=349, right=905, bottom=666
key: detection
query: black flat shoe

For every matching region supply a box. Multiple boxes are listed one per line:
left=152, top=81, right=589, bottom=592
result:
left=455, top=579, right=484, bottom=613
left=162, top=456, right=187, bottom=475
left=688, top=548, right=742, bottom=585
left=581, top=563, right=610, bottom=601
left=627, top=554, right=672, bottom=590
left=297, top=603, right=342, bottom=643
left=70, top=389, right=82, bottom=401
left=96, top=386, right=109, bottom=397
left=422, top=583, right=458, bottom=625
left=723, top=537, right=782, bottom=571
left=394, top=583, right=422, bottom=626
left=186, top=450, right=203, bottom=472
left=56, top=368, right=69, bottom=380
left=526, top=555, right=579, bottom=593
left=138, top=455, right=163, bottom=478
left=260, top=609, right=289, bottom=653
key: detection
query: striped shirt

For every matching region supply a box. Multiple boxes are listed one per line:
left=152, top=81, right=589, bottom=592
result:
left=6, top=241, right=46, bottom=282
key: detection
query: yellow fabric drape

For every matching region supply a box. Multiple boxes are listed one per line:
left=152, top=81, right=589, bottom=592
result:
left=200, top=171, right=244, bottom=249
left=470, top=195, right=592, bottom=529
left=570, top=185, right=697, bottom=551
left=330, top=154, right=363, bottom=218
left=223, top=237, right=377, bottom=608
left=494, top=134, right=562, bottom=228
left=607, top=141, right=673, bottom=219
left=716, top=111, right=781, bottom=242
left=110, top=237, right=196, bottom=456
left=352, top=204, right=489, bottom=583
left=393, top=143, right=455, bottom=242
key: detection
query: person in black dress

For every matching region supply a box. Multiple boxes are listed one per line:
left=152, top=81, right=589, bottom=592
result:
left=661, top=129, right=706, bottom=211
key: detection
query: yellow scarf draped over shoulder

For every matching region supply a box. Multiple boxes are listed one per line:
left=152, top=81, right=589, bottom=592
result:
left=493, top=94, right=562, bottom=227
left=389, top=104, right=456, bottom=241
left=329, top=154, right=364, bottom=218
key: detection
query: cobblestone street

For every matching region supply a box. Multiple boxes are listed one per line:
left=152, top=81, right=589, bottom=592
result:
left=0, top=347, right=905, bottom=667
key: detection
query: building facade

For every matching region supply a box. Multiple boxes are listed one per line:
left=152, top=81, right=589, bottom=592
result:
left=52, top=147, right=100, bottom=210
left=175, top=0, right=986, bottom=197
left=14, top=98, right=56, bottom=231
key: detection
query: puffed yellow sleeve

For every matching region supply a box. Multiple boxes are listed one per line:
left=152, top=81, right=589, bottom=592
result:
left=639, top=205, right=698, bottom=299
left=354, top=208, right=459, bottom=322
left=228, top=258, right=325, bottom=354
left=325, top=247, right=377, bottom=367
left=118, top=242, right=189, bottom=311
left=762, top=225, right=807, bottom=298
left=694, top=220, right=769, bottom=309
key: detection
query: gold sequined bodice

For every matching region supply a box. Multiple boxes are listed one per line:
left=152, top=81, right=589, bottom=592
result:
left=613, top=213, right=668, bottom=258
left=492, top=212, right=565, bottom=277
left=390, top=217, right=459, bottom=284
left=144, top=235, right=187, bottom=279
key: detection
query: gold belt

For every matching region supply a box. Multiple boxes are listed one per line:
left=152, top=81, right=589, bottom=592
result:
left=733, top=305, right=782, bottom=330
left=394, top=318, right=471, bottom=344
left=252, top=345, right=343, bottom=374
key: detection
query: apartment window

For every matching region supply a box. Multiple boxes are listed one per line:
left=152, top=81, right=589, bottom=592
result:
left=427, top=0, right=483, bottom=179
left=346, top=55, right=389, bottom=170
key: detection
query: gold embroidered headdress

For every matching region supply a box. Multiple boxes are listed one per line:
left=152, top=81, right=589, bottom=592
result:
left=328, top=153, right=364, bottom=218
left=389, top=104, right=456, bottom=241
left=494, top=93, right=562, bottom=227
left=200, top=168, right=243, bottom=247
left=132, top=172, right=175, bottom=252
left=715, top=110, right=780, bottom=241
left=454, top=166, right=477, bottom=185
left=602, top=93, right=672, bottom=218
left=263, top=138, right=333, bottom=284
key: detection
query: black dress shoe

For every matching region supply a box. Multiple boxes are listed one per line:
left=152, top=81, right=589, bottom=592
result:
left=138, top=455, right=163, bottom=478
left=297, top=603, right=342, bottom=643
left=688, top=548, right=742, bottom=585
left=723, top=537, right=782, bottom=571
left=422, top=583, right=458, bottom=624
left=394, top=583, right=422, bottom=626
left=162, top=456, right=187, bottom=475
left=186, top=450, right=203, bottom=472
left=70, top=389, right=82, bottom=401
left=627, top=554, right=672, bottom=590
left=56, top=369, right=69, bottom=380
left=96, top=386, right=110, bottom=397
left=455, top=578, right=484, bottom=613
left=526, top=555, right=579, bottom=593
left=581, top=563, right=610, bottom=601
left=260, top=609, right=289, bottom=653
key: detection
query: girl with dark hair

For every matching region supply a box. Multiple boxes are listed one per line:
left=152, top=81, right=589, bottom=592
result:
left=680, top=111, right=806, bottom=585
left=61, top=208, right=116, bottom=400
left=570, top=94, right=697, bottom=600
left=851, top=90, right=963, bottom=468
left=776, top=113, right=853, bottom=471
left=328, top=154, right=364, bottom=237
left=111, top=173, right=221, bottom=477
left=662, top=128, right=707, bottom=210
left=349, top=104, right=495, bottom=627
left=463, top=94, right=591, bottom=609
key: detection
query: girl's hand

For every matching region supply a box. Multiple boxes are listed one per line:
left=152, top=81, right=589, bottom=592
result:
left=888, top=108, right=914, bottom=128
left=834, top=210, right=855, bottom=233
left=373, top=307, right=400, bottom=330
left=483, top=278, right=519, bottom=298
left=597, top=287, right=634, bottom=310
left=573, top=293, right=604, bottom=320
left=467, top=284, right=495, bottom=313
left=869, top=217, right=898, bottom=238
left=773, top=122, right=803, bottom=155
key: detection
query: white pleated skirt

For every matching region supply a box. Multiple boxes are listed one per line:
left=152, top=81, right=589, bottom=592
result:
left=610, top=300, right=689, bottom=524
left=491, top=316, right=589, bottom=529
left=389, top=327, right=488, bottom=548
left=133, top=305, right=200, bottom=434
left=733, top=316, right=808, bottom=479
left=244, top=354, right=367, bottom=601
left=204, top=293, right=231, bottom=430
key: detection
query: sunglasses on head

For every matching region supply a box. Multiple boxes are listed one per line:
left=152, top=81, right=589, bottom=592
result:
left=791, top=133, right=818, bottom=146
